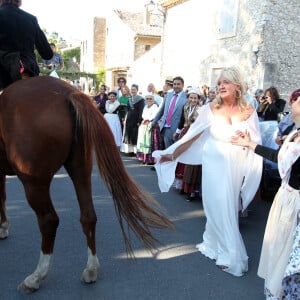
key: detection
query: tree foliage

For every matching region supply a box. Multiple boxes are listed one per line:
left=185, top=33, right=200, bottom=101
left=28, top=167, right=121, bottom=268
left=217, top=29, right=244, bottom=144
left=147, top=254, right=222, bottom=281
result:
left=35, top=29, right=106, bottom=89
left=62, top=47, right=81, bottom=70
left=95, top=69, right=106, bottom=88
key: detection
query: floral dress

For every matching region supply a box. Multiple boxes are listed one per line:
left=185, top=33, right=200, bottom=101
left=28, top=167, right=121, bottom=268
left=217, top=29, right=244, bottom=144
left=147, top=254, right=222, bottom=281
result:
left=282, top=212, right=300, bottom=299
left=255, top=130, right=300, bottom=299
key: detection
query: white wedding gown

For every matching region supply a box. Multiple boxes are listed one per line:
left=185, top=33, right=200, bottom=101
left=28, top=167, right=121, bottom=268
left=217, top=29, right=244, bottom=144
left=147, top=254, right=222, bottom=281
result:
left=153, top=104, right=262, bottom=276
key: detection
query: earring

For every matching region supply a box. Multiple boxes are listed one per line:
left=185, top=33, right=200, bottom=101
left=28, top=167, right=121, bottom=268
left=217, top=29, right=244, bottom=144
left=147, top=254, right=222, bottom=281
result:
left=235, top=89, right=242, bottom=99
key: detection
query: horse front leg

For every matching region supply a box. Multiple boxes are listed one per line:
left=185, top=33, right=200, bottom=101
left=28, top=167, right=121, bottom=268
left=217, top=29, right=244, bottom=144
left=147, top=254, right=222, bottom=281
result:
left=17, top=182, right=59, bottom=293
left=18, top=251, right=52, bottom=293
left=0, top=174, right=9, bottom=239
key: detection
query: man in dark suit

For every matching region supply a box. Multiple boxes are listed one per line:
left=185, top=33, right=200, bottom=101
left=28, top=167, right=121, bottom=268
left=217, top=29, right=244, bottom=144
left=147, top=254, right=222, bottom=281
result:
left=152, top=76, right=187, bottom=149
left=0, top=0, right=53, bottom=90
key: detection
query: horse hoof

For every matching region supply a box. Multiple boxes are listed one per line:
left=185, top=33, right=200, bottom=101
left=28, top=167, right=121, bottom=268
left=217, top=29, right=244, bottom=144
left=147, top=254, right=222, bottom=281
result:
left=17, top=282, right=38, bottom=294
left=0, top=222, right=9, bottom=239
left=0, top=229, right=8, bottom=239
left=81, top=268, right=98, bottom=283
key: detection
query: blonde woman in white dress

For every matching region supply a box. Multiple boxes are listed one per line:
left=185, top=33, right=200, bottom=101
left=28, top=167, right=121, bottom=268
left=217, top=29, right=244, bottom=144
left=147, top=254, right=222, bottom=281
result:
left=153, top=67, right=262, bottom=276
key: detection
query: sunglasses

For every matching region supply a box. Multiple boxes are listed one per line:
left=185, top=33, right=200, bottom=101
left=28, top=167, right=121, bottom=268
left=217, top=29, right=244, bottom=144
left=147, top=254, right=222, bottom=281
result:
left=146, top=98, right=154, bottom=100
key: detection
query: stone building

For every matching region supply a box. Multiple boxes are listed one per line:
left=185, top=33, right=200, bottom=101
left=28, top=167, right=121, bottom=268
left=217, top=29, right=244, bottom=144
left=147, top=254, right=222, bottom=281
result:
left=80, top=0, right=299, bottom=98
left=80, top=17, right=106, bottom=73
left=79, top=8, right=164, bottom=93
left=104, top=9, right=163, bottom=92
left=160, top=0, right=300, bottom=100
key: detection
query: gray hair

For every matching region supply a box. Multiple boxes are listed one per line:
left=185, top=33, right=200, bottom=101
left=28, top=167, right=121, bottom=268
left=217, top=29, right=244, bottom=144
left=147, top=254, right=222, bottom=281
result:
left=254, top=89, right=264, bottom=97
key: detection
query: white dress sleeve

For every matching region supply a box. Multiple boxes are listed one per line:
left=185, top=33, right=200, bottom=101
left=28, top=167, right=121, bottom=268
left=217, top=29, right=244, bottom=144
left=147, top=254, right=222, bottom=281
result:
left=240, top=110, right=263, bottom=210
left=152, top=104, right=213, bottom=192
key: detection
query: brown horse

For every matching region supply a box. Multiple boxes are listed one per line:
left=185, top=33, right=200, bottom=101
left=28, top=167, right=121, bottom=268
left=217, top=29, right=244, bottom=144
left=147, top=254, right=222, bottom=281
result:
left=0, top=76, right=173, bottom=292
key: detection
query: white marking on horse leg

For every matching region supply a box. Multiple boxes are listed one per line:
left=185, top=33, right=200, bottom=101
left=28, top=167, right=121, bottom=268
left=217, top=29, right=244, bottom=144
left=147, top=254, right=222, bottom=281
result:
left=18, top=251, right=52, bottom=292
left=0, top=221, right=9, bottom=239
left=81, top=247, right=100, bottom=283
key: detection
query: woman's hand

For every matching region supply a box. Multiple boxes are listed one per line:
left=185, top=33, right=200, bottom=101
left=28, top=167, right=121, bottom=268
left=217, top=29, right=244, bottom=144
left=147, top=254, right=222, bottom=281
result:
left=265, top=96, right=272, bottom=104
left=173, top=132, right=180, bottom=140
left=231, top=130, right=257, bottom=150
left=275, top=135, right=287, bottom=145
left=231, top=130, right=251, bottom=147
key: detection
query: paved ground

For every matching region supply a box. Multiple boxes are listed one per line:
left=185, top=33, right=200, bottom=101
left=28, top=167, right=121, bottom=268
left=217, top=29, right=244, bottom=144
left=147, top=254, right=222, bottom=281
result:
left=0, top=154, right=272, bottom=300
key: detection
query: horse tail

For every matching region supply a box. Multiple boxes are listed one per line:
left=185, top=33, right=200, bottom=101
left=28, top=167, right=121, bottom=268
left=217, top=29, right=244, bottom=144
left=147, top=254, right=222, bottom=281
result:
left=67, top=92, right=173, bottom=255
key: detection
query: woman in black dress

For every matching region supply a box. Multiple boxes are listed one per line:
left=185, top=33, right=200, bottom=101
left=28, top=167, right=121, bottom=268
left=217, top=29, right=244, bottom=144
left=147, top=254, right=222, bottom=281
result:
left=121, top=84, right=145, bottom=155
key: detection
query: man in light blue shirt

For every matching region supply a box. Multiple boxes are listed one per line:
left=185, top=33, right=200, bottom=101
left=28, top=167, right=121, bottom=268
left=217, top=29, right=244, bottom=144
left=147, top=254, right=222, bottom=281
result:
left=44, top=43, right=64, bottom=70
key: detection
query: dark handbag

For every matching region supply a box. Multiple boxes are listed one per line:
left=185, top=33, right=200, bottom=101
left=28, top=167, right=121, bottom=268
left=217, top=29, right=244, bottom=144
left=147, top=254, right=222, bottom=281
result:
left=0, top=50, right=22, bottom=83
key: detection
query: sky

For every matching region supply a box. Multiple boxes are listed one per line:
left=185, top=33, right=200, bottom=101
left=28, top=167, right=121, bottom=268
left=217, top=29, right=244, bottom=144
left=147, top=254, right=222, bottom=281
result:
left=22, top=0, right=147, bottom=40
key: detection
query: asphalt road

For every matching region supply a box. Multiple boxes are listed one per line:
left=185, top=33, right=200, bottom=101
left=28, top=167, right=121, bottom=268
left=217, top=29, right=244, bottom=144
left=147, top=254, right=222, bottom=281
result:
left=0, top=154, right=272, bottom=300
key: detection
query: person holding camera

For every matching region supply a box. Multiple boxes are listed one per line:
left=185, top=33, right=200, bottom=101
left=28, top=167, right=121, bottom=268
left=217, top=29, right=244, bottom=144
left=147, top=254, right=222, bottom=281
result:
left=275, top=89, right=300, bottom=145
left=257, top=86, right=286, bottom=121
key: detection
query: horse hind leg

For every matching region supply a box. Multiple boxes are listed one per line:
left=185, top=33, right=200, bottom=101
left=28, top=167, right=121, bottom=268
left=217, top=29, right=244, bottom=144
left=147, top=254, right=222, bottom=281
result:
left=64, top=152, right=99, bottom=284
left=0, top=174, right=9, bottom=239
left=82, top=248, right=100, bottom=283
left=0, top=221, right=9, bottom=239
left=17, top=180, right=59, bottom=293
left=72, top=177, right=99, bottom=284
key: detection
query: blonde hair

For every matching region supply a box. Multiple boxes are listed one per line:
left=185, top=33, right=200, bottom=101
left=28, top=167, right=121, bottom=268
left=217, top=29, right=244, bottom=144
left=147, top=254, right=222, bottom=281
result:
left=121, top=85, right=130, bottom=96
left=215, top=66, right=248, bottom=110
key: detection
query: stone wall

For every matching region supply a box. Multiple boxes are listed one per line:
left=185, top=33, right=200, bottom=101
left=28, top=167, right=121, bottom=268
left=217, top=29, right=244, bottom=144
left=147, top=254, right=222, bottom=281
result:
left=196, top=0, right=299, bottom=99
left=259, top=0, right=300, bottom=98
left=160, top=0, right=298, bottom=98
left=134, top=37, right=161, bottom=60
left=93, top=17, right=106, bottom=72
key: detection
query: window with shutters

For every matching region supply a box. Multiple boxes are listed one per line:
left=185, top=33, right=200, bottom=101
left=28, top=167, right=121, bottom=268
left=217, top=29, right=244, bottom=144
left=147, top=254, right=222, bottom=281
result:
left=218, top=0, right=239, bottom=38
